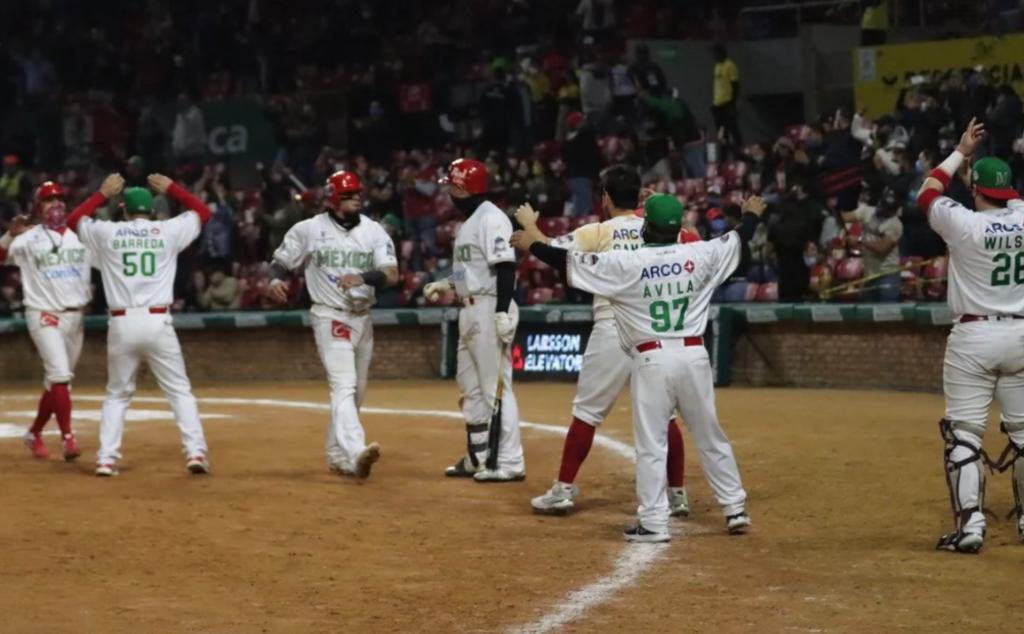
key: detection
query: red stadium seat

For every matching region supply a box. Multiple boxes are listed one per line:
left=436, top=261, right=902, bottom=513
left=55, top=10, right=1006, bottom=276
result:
left=705, top=162, right=719, bottom=179
left=680, top=179, right=706, bottom=197
left=833, top=257, right=865, bottom=302
left=809, top=263, right=834, bottom=295
left=527, top=287, right=554, bottom=305
left=720, top=161, right=748, bottom=188
left=743, top=282, right=760, bottom=302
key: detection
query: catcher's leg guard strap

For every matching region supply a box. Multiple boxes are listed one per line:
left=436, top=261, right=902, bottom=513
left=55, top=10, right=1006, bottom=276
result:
left=995, top=421, right=1024, bottom=524
left=466, top=422, right=489, bottom=468
left=937, top=419, right=988, bottom=550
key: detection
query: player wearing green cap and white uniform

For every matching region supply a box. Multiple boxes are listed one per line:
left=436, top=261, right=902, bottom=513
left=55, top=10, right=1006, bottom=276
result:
left=917, top=119, right=1024, bottom=553
left=68, top=174, right=213, bottom=477
left=513, top=193, right=765, bottom=542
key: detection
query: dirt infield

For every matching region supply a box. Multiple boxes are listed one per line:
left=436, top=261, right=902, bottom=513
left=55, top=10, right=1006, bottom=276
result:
left=0, top=382, right=1019, bottom=633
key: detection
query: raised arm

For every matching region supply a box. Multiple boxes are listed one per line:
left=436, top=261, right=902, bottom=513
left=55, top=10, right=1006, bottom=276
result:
left=67, top=173, right=124, bottom=230
left=917, top=117, right=984, bottom=213
left=149, top=173, right=213, bottom=225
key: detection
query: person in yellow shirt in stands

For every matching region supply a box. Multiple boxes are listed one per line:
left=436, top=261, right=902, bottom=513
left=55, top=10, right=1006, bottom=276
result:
left=711, top=44, right=741, bottom=151
left=861, top=0, right=889, bottom=46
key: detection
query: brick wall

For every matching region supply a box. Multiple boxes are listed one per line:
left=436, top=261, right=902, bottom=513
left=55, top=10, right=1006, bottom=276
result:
left=732, top=322, right=948, bottom=391
left=1, top=325, right=442, bottom=386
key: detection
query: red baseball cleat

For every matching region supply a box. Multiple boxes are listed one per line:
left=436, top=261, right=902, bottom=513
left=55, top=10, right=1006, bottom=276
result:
left=62, top=434, right=81, bottom=462
left=23, top=432, right=49, bottom=459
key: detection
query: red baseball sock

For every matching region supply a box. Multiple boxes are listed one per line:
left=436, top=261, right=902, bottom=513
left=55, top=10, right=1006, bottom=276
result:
left=30, top=390, right=52, bottom=435
left=50, top=383, right=73, bottom=438
left=557, top=417, right=596, bottom=484
left=667, top=418, right=685, bottom=488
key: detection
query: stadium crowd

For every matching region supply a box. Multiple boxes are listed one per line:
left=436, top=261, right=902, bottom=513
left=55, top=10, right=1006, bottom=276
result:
left=1, top=0, right=1021, bottom=315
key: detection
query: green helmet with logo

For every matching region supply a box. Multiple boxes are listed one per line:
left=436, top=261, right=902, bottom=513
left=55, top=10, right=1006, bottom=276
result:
left=123, top=187, right=154, bottom=214
left=971, top=157, right=1018, bottom=201
left=643, top=194, right=683, bottom=231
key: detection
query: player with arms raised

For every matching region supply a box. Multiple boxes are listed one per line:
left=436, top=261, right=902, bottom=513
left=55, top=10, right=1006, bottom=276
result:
left=0, top=179, right=119, bottom=460
left=917, top=118, right=1024, bottom=553
left=514, top=165, right=689, bottom=517
left=267, top=170, right=398, bottom=479
left=68, top=173, right=212, bottom=477
left=513, top=194, right=762, bottom=542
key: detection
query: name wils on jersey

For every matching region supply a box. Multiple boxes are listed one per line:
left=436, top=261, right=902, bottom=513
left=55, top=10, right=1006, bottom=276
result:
left=983, top=232, right=1024, bottom=251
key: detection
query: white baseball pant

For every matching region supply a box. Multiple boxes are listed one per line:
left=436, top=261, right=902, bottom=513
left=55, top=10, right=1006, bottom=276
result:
left=310, top=308, right=374, bottom=472
left=630, top=342, right=746, bottom=534
left=97, top=310, right=207, bottom=464
left=572, top=318, right=631, bottom=426
left=26, top=308, right=84, bottom=389
left=456, top=297, right=525, bottom=472
left=942, top=320, right=1024, bottom=534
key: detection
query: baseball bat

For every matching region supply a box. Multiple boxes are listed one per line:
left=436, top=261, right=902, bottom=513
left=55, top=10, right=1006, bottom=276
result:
left=485, top=342, right=509, bottom=471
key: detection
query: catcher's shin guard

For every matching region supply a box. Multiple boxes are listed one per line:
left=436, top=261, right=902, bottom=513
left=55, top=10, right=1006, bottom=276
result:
left=936, top=419, right=989, bottom=553
left=993, top=421, right=1024, bottom=542
left=466, top=421, right=489, bottom=468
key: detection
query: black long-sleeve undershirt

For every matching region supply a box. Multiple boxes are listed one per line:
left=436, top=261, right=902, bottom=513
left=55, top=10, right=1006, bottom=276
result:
left=495, top=261, right=516, bottom=312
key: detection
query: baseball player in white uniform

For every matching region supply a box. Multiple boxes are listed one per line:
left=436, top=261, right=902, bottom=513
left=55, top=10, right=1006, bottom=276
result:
left=513, top=193, right=763, bottom=542
left=917, top=118, right=1024, bottom=553
left=0, top=180, right=113, bottom=461
left=425, top=158, right=526, bottom=482
left=266, top=170, right=398, bottom=479
left=512, top=166, right=690, bottom=516
left=68, top=174, right=211, bottom=477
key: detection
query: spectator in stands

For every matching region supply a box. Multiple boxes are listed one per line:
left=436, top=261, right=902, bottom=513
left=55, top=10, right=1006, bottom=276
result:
left=579, top=52, right=612, bottom=133
left=818, top=109, right=863, bottom=212
left=711, top=44, right=741, bottom=151
left=842, top=187, right=903, bottom=302
left=988, top=84, right=1022, bottom=159
left=14, top=47, right=59, bottom=102
left=715, top=203, right=753, bottom=302
left=860, top=0, right=889, bottom=46
left=196, top=260, right=242, bottom=311
left=629, top=44, right=667, bottom=97
left=638, top=86, right=704, bottom=178
left=768, top=180, right=822, bottom=301
left=563, top=111, right=601, bottom=217
left=0, top=155, right=30, bottom=219
left=400, top=150, right=439, bottom=271
left=171, top=93, right=206, bottom=169
left=480, top=60, right=518, bottom=153
left=124, top=155, right=148, bottom=188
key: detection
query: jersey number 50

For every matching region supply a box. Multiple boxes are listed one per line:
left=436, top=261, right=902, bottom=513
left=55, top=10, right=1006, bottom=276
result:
left=122, top=251, right=156, bottom=277
left=991, top=252, right=1024, bottom=286
left=649, top=297, right=690, bottom=333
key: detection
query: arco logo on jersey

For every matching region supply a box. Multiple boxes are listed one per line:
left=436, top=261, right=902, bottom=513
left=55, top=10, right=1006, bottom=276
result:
left=985, top=222, right=1024, bottom=234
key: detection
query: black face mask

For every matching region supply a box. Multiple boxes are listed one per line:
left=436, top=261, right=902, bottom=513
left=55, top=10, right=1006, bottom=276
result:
left=328, top=208, right=361, bottom=230
left=451, top=194, right=485, bottom=216
left=641, top=223, right=678, bottom=246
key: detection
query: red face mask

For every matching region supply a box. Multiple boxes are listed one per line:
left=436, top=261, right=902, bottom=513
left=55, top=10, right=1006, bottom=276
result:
left=41, top=199, right=67, bottom=230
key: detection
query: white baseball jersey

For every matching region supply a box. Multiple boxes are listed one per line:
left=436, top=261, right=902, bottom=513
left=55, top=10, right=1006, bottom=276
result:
left=272, top=213, right=397, bottom=313
left=928, top=197, right=1024, bottom=316
left=551, top=214, right=644, bottom=321
left=567, top=232, right=741, bottom=349
left=453, top=201, right=515, bottom=298
left=4, top=225, right=91, bottom=311
left=78, top=213, right=201, bottom=309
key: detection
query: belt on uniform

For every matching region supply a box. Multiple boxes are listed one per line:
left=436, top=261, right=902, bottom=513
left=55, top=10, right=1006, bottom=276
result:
left=635, top=337, right=704, bottom=353
left=460, top=295, right=495, bottom=306
left=958, top=314, right=1024, bottom=323
left=109, top=307, right=168, bottom=317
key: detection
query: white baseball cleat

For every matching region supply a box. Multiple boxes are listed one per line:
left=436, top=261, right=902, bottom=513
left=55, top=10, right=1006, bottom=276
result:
left=354, top=442, right=381, bottom=479
left=726, top=512, right=752, bottom=535
left=623, top=523, right=671, bottom=543
left=473, top=467, right=526, bottom=483
left=936, top=530, right=984, bottom=554
left=531, top=481, right=579, bottom=515
left=186, top=455, right=210, bottom=475
left=95, top=463, right=118, bottom=477
left=669, top=487, right=690, bottom=517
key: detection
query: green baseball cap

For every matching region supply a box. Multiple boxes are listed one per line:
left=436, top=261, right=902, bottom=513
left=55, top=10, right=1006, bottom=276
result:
left=972, top=157, right=1018, bottom=200
left=643, top=194, right=684, bottom=230
left=123, top=187, right=154, bottom=214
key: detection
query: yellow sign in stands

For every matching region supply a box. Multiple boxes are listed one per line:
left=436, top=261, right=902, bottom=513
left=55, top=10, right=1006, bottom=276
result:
left=854, top=34, right=1024, bottom=119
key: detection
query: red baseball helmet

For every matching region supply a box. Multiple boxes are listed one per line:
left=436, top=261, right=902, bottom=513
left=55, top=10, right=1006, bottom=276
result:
left=324, top=170, right=362, bottom=206
left=35, top=181, right=66, bottom=205
left=442, top=158, right=488, bottom=195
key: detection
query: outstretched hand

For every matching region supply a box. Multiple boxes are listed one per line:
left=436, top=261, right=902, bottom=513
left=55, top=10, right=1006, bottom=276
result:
left=147, top=173, right=173, bottom=194
left=956, top=117, right=985, bottom=157
left=99, top=173, right=125, bottom=198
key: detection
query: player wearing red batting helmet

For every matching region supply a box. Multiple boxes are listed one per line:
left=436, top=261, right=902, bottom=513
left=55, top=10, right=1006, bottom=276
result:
left=35, top=181, right=68, bottom=231
left=323, top=170, right=364, bottom=229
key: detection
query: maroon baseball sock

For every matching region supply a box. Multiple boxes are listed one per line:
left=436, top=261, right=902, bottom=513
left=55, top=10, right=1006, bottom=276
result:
left=29, top=390, right=53, bottom=435
left=50, top=384, right=73, bottom=438
left=557, top=418, right=596, bottom=484
left=667, top=418, right=685, bottom=488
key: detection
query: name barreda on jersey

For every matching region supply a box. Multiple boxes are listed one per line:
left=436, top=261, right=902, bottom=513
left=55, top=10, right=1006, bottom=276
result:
left=983, top=234, right=1024, bottom=250
left=113, top=238, right=165, bottom=250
